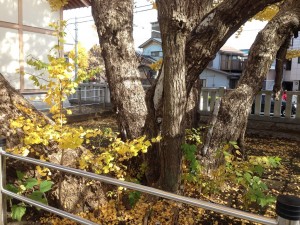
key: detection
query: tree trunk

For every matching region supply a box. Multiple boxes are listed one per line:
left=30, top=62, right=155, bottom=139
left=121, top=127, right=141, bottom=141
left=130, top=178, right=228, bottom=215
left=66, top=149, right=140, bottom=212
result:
left=273, top=37, right=291, bottom=99
left=186, top=79, right=201, bottom=129
left=91, top=0, right=147, bottom=140
left=202, top=0, right=300, bottom=164
left=0, top=73, right=53, bottom=148
left=90, top=0, right=287, bottom=193
left=156, top=0, right=190, bottom=192
left=0, top=74, right=107, bottom=213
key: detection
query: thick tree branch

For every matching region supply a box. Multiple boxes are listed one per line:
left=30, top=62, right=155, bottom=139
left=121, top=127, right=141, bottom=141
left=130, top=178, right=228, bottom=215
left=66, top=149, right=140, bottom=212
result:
left=273, top=37, right=292, bottom=100
left=203, top=0, right=300, bottom=158
left=185, top=0, right=283, bottom=94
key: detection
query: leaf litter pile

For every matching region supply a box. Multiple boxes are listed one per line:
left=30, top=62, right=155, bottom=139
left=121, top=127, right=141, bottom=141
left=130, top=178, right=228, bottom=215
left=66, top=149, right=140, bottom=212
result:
left=35, top=112, right=299, bottom=225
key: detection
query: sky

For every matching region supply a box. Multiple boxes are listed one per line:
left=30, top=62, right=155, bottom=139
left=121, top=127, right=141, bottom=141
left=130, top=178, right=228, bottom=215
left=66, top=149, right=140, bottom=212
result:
left=63, top=1, right=267, bottom=52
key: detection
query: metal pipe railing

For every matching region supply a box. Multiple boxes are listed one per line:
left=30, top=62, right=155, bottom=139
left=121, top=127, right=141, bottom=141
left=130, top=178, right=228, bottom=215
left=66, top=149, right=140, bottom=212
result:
left=0, top=146, right=278, bottom=225
left=0, top=138, right=6, bottom=225
left=2, top=189, right=97, bottom=225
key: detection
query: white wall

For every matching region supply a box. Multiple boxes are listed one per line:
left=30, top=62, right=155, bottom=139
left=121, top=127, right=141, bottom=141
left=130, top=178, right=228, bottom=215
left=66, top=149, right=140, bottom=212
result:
left=0, top=0, right=60, bottom=91
left=290, top=57, right=300, bottom=81
left=0, top=0, right=18, bottom=23
left=0, top=28, right=20, bottom=89
left=264, top=70, right=275, bottom=90
left=200, top=69, right=229, bottom=88
left=23, top=0, right=59, bottom=29
left=286, top=33, right=300, bottom=82
left=23, top=31, right=57, bottom=89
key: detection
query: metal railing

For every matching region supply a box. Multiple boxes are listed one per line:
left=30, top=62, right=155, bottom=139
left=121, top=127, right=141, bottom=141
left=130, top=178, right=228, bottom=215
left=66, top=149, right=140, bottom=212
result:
left=0, top=138, right=299, bottom=225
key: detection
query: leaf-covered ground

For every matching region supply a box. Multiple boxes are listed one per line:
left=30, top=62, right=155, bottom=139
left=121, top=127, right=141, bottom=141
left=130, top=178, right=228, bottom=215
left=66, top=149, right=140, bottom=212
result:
left=245, top=135, right=300, bottom=197
left=66, top=112, right=299, bottom=224
left=11, top=110, right=299, bottom=224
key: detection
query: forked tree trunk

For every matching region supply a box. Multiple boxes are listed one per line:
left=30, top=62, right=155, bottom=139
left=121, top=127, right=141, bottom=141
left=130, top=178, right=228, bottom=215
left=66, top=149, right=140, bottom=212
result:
left=91, top=0, right=147, bottom=140
left=202, top=0, right=300, bottom=164
left=91, top=0, right=286, bottom=192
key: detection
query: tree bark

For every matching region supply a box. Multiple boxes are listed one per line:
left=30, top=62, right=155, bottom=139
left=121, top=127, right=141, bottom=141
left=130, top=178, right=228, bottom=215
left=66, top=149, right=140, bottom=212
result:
left=0, top=73, right=53, bottom=148
left=91, top=0, right=147, bottom=139
left=90, top=0, right=289, bottom=192
left=0, top=74, right=108, bottom=213
left=202, top=0, right=300, bottom=163
left=185, top=0, right=283, bottom=94
left=273, top=37, right=291, bottom=99
left=156, top=0, right=191, bottom=192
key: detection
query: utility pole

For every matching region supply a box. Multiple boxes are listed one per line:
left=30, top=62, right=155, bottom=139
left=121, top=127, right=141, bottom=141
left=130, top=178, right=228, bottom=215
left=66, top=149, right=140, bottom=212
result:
left=75, top=16, right=78, bottom=79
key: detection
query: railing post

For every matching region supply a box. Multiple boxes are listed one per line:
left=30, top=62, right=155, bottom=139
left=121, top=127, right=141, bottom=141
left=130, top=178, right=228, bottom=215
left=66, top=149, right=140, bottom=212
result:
left=0, top=137, right=7, bottom=225
left=276, top=195, right=300, bottom=225
left=218, top=86, right=225, bottom=97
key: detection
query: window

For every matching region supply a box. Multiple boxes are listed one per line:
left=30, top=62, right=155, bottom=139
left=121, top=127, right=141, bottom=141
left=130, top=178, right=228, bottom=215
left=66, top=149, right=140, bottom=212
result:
left=151, top=51, right=162, bottom=57
left=290, top=38, right=294, bottom=47
left=286, top=60, right=292, bottom=71
left=200, top=79, right=206, bottom=87
left=298, top=57, right=300, bottom=64
left=229, top=79, right=238, bottom=89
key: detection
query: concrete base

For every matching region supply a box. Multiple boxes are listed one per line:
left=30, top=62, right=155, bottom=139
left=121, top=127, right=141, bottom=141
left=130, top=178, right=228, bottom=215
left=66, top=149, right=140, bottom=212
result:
left=200, top=112, right=300, bottom=141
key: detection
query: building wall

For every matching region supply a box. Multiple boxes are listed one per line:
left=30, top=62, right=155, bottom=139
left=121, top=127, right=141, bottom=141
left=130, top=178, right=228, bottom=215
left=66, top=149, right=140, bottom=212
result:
left=142, top=42, right=162, bottom=60
left=291, top=33, right=300, bottom=81
left=200, top=69, right=229, bottom=88
left=212, top=53, right=221, bottom=70
left=23, top=31, right=57, bottom=89
left=0, top=27, right=20, bottom=89
left=284, top=33, right=300, bottom=89
left=265, top=69, right=275, bottom=90
left=0, top=0, right=61, bottom=91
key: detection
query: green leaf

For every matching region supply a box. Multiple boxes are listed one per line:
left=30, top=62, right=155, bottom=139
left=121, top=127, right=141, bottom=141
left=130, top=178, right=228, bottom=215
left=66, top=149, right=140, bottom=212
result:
left=128, top=191, right=141, bottom=208
left=16, top=171, right=25, bottom=180
left=243, top=172, right=252, bottom=183
left=253, top=165, right=264, bottom=176
left=11, top=205, right=26, bottom=221
left=5, top=184, right=19, bottom=193
left=25, top=178, right=38, bottom=189
left=28, top=191, right=48, bottom=205
left=229, top=141, right=237, bottom=146
left=39, top=180, right=53, bottom=193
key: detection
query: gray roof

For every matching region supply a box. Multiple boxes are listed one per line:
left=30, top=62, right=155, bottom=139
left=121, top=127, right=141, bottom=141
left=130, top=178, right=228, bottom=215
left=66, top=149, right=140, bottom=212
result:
left=220, top=46, right=245, bottom=56
left=138, top=38, right=162, bottom=48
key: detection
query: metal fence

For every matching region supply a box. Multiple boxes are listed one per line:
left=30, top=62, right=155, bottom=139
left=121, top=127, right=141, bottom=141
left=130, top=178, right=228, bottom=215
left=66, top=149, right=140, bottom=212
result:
left=68, top=83, right=110, bottom=107
left=0, top=138, right=299, bottom=225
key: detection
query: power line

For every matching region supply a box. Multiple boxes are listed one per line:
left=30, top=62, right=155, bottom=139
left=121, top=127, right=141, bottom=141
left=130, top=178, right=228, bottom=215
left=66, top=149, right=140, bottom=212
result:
left=68, top=15, right=92, bottom=20
left=134, top=4, right=152, bottom=8
left=134, top=8, right=154, bottom=13
left=76, top=20, right=94, bottom=24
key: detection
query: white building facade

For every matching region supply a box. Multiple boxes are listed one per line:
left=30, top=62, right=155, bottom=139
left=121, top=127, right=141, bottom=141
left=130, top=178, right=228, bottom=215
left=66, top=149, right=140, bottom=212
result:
left=0, top=0, right=91, bottom=94
left=0, top=0, right=62, bottom=92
